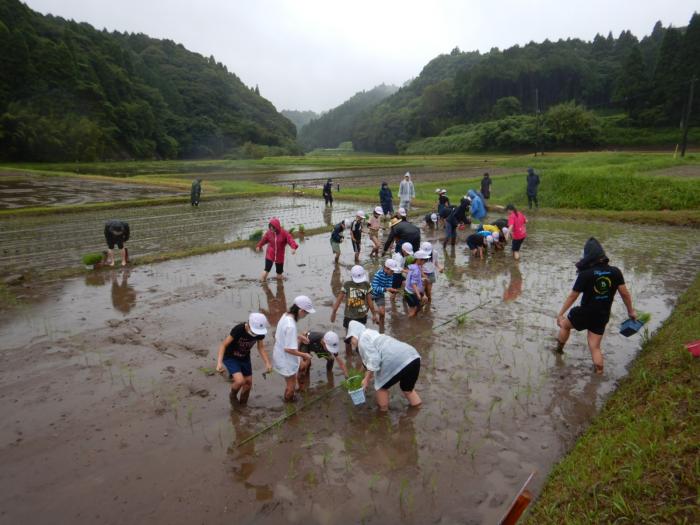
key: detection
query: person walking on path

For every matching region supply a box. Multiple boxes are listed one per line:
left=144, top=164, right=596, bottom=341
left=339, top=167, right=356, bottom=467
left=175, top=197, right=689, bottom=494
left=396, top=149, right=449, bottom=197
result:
left=526, top=167, right=540, bottom=209
left=368, top=207, right=383, bottom=257
left=323, top=178, right=333, bottom=207
left=344, top=320, right=422, bottom=411
left=379, top=182, right=394, bottom=216
left=506, top=204, right=527, bottom=261
left=555, top=238, right=636, bottom=375
left=256, top=217, right=298, bottom=281
left=190, top=178, right=202, bottom=206
left=351, top=210, right=365, bottom=263
left=104, top=220, right=130, bottom=267
left=216, top=312, right=272, bottom=405
left=273, top=296, right=315, bottom=401
left=480, top=173, right=492, bottom=201
left=398, top=172, right=415, bottom=212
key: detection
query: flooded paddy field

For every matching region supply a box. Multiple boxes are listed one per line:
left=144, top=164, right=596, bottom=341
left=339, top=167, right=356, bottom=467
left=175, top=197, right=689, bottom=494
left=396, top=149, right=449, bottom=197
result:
left=0, top=197, right=358, bottom=276
left=0, top=218, right=697, bottom=524
left=0, top=173, right=182, bottom=209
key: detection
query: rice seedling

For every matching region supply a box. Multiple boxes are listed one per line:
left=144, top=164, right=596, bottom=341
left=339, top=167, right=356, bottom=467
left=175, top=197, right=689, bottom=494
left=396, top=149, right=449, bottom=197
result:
left=248, top=229, right=263, bottom=241
left=82, top=252, right=104, bottom=266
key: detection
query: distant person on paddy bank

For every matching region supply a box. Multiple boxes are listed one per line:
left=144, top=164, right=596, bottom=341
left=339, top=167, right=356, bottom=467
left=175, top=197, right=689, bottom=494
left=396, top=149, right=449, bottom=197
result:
left=323, top=178, right=333, bottom=206
left=255, top=217, right=298, bottom=281
left=104, top=219, right=130, bottom=267
left=398, top=172, right=415, bottom=212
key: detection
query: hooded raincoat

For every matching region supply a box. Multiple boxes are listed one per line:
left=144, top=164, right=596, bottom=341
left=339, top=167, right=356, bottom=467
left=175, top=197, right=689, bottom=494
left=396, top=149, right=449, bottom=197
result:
left=256, top=218, right=298, bottom=264
left=468, top=190, right=486, bottom=222
left=346, top=321, right=420, bottom=390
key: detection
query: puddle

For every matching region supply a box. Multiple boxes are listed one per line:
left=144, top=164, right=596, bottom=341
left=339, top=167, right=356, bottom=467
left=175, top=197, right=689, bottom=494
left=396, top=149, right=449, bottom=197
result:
left=0, top=197, right=358, bottom=276
left=0, top=218, right=698, bottom=524
left=0, top=173, right=182, bottom=209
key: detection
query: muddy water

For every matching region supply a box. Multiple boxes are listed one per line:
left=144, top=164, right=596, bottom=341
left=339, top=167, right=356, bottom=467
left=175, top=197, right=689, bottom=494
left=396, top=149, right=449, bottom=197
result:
left=0, top=174, right=181, bottom=209
left=0, top=219, right=698, bottom=524
left=0, top=197, right=358, bottom=276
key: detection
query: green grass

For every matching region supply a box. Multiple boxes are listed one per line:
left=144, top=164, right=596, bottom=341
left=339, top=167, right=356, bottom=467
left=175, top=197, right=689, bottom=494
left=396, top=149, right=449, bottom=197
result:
left=525, top=274, right=700, bottom=524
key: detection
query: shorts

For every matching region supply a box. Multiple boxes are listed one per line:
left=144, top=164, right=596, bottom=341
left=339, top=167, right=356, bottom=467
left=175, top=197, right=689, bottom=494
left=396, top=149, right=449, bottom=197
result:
left=381, top=358, right=420, bottom=391
left=404, top=291, right=420, bottom=308
left=223, top=356, right=253, bottom=377
left=567, top=306, right=609, bottom=336
left=425, top=272, right=436, bottom=284
left=392, top=273, right=405, bottom=289
left=264, top=258, right=284, bottom=274
left=106, top=234, right=124, bottom=250
left=331, top=240, right=341, bottom=254
left=343, top=316, right=367, bottom=329
left=372, top=295, right=385, bottom=307
left=352, top=239, right=361, bottom=253
left=512, top=238, right=525, bottom=252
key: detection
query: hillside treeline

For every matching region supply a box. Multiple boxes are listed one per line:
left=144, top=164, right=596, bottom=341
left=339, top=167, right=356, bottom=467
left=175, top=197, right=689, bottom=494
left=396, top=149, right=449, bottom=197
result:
left=0, top=0, right=298, bottom=161
left=351, top=14, right=700, bottom=153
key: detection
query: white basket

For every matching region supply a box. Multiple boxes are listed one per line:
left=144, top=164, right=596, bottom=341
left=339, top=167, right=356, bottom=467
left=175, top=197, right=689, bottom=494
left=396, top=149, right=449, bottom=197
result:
left=348, top=387, right=366, bottom=405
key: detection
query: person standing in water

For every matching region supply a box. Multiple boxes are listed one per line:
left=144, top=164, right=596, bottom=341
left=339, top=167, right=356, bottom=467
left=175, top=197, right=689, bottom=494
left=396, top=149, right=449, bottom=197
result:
left=379, top=181, right=394, bottom=216
left=399, top=172, right=415, bottom=212
left=368, top=207, right=383, bottom=258
left=330, top=219, right=349, bottom=264
left=256, top=217, right=298, bottom=281
left=323, top=178, right=333, bottom=207
left=345, top=320, right=422, bottom=411
left=526, top=167, right=540, bottom=209
left=351, top=210, right=365, bottom=263
left=190, top=178, right=202, bottom=206
left=506, top=204, right=527, bottom=261
left=555, top=238, right=636, bottom=375
left=370, top=258, right=399, bottom=325
left=273, top=296, right=315, bottom=401
left=216, top=312, right=272, bottom=405
left=104, top=220, right=130, bottom=267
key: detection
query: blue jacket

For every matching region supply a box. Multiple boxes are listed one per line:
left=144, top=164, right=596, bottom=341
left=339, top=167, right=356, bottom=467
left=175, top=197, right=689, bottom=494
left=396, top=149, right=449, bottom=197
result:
left=468, top=190, right=486, bottom=221
left=379, top=186, right=393, bottom=204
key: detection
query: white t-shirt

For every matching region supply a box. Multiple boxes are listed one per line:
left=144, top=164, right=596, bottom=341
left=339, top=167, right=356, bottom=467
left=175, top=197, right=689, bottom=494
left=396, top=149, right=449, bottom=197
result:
left=273, top=313, right=299, bottom=377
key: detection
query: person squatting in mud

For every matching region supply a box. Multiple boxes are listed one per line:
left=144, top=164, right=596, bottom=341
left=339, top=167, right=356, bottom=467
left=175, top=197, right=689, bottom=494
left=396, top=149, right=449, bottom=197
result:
left=217, top=312, right=272, bottom=404
left=256, top=217, right=298, bottom=281
left=296, top=330, right=348, bottom=390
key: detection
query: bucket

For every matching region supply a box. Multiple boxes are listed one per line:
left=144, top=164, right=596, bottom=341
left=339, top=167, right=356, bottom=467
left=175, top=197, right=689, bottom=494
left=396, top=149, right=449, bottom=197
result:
left=685, top=340, right=700, bottom=358
left=348, top=387, right=366, bottom=405
left=619, top=318, right=644, bottom=337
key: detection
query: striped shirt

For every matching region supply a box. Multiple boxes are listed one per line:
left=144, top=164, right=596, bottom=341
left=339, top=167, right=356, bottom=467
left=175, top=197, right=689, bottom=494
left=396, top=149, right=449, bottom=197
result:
left=371, top=269, right=394, bottom=298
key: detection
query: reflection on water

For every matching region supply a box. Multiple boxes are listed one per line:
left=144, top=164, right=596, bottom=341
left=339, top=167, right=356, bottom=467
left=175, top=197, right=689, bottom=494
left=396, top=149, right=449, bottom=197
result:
left=503, top=265, right=523, bottom=302
left=111, top=269, right=137, bottom=314
left=260, top=280, right=288, bottom=325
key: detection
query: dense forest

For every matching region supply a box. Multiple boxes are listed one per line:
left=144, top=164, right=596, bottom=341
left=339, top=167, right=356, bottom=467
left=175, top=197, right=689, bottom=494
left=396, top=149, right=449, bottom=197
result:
left=350, top=14, right=700, bottom=153
left=297, top=84, right=398, bottom=151
left=281, top=109, right=318, bottom=132
left=0, top=0, right=298, bottom=161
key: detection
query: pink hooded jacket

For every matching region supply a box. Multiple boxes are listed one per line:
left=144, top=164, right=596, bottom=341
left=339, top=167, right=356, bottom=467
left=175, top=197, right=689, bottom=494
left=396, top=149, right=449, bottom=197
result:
left=256, top=217, right=298, bottom=263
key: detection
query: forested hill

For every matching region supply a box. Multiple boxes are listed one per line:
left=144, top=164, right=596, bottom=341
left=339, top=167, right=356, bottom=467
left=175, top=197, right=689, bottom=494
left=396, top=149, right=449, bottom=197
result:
left=298, top=84, right=398, bottom=151
left=281, top=109, right=318, bottom=132
left=351, top=14, right=700, bottom=153
left=0, top=0, right=298, bottom=161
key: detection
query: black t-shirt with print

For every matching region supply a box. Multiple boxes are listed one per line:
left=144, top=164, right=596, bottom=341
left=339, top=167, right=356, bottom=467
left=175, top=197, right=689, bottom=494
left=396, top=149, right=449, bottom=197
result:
left=299, top=331, right=327, bottom=356
left=573, top=264, right=625, bottom=319
left=224, top=323, right=265, bottom=360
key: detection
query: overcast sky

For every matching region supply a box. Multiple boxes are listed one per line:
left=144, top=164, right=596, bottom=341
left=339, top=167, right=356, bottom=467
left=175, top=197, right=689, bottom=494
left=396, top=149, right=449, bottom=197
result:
left=24, top=0, right=698, bottom=113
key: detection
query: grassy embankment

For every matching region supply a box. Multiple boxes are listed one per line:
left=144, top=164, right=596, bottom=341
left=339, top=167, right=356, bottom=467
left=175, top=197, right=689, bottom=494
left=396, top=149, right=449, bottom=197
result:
left=525, top=274, right=700, bottom=524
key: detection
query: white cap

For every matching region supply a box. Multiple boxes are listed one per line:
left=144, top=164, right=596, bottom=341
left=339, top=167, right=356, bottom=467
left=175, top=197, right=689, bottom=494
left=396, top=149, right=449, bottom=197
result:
left=414, top=250, right=430, bottom=259
left=420, top=241, right=433, bottom=255
left=294, top=295, right=316, bottom=313
left=322, top=331, right=340, bottom=354
left=356, top=210, right=366, bottom=219
left=374, top=206, right=383, bottom=215
left=344, top=320, right=366, bottom=342
left=430, top=213, right=437, bottom=222
left=401, top=242, right=414, bottom=255
left=486, top=235, right=494, bottom=244
left=248, top=312, right=269, bottom=335
left=398, top=207, right=407, bottom=218
left=384, top=258, right=399, bottom=271
left=351, top=265, right=368, bottom=283
left=343, top=218, right=352, bottom=228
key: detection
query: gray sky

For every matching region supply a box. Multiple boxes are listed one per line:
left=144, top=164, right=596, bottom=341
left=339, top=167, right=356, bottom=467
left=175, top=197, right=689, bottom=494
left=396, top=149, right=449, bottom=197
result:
left=24, top=0, right=699, bottom=113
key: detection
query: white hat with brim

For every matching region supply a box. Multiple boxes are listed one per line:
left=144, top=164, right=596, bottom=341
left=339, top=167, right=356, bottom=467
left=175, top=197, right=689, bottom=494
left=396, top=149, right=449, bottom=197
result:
left=398, top=207, right=407, bottom=217
left=374, top=206, right=383, bottom=215
left=414, top=250, right=430, bottom=260
left=294, top=295, right=316, bottom=313
left=351, top=265, right=368, bottom=283
left=430, top=213, right=437, bottom=222
left=323, top=331, right=340, bottom=354
left=356, top=210, right=366, bottom=219
left=420, top=241, right=433, bottom=255
left=248, top=312, right=269, bottom=335
left=401, top=242, right=414, bottom=255
left=344, top=320, right=366, bottom=343
left=384, top=259, right=399, bottom=271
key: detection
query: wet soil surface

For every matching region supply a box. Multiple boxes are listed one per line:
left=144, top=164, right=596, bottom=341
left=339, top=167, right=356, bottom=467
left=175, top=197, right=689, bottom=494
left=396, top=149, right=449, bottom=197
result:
left=1, top=217, right=698, bottom=524
left=0, top=173, right=182, bottom=209
left=0, top=197, right=358, bottom=276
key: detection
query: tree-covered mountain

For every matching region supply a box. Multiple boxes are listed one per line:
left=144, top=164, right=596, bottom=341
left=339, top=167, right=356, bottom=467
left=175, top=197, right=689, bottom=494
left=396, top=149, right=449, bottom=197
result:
left=281, top=109, right=318, bottom=132
left=0, top=0, right=298, bottom=161
left=351, top=14, right=700, bottom=153
left=297, top=84, right=398, bottom=151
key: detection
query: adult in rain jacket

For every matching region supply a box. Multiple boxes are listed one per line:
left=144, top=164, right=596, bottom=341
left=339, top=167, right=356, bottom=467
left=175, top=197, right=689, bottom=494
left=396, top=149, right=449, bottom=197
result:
left=345, top=320, right=421, bottom=411
left=190, top=178, right=202, bottom=206
left=256, top=217, right=298, bottom=281
left=382, top=218, right=421, bottom=255
left=467, top=189, right=486, bottom=224
left=398, top=172, right=416, bottom=211
left=526, top=168, right=540, bottom=208
left=379, top=182, right=394, bottom=215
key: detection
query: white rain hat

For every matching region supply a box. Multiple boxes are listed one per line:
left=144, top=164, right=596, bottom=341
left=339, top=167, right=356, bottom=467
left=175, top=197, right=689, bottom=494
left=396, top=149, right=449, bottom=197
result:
left=343, top=218, right=352, bottom=228
left=398, top=207, right=407, bottom=217
left=430, top=213, right=437, bottom=222
left=374, top=206, right=383, bottom=215
left=420, top=241, right=433, bottom=255
left=248, top=312, right=269, bottom=335
left=401, top=242, right=414, bottom=255
left=384, top=258, right=399, bottom=271
left=414, top=250, right=430, bottom=260
left=351, top=265, right=368, bottom=283
left=344, top=320, right=366, bottom=342
left=294, top=295, right=316, bottom=313
left=356, top=210, right=366, bottom=219
left=322, top=331, right=340, bottom=354
left=404, top=172, right=410, bottom=178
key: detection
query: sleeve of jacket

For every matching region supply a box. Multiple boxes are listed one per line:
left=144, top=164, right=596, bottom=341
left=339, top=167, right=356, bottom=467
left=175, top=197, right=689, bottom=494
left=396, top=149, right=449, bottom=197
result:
left=286, top=230, right=299, bottom=250
left=256, top=232, right=270, bottom=250
left=383, top=227, right=396, bottom=252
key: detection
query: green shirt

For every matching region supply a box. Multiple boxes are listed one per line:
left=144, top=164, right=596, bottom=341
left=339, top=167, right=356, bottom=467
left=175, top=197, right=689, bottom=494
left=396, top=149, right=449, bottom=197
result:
left=343, top=281, right=371, bottom=319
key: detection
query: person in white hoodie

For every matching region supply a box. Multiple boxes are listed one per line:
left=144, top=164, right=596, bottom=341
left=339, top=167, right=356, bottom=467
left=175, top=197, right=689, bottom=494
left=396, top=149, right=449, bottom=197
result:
left=344, top=320, right=422, bottom=411
left=398, top=172, right=415, bottom=212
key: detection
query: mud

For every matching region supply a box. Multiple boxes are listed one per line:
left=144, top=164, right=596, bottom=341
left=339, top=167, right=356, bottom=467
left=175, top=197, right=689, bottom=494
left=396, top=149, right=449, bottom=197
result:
left=0, top=173, right=182, bottom=209
left=0, top=218, right=698, bottom=524
left=0, top=197, right=358, bottom=276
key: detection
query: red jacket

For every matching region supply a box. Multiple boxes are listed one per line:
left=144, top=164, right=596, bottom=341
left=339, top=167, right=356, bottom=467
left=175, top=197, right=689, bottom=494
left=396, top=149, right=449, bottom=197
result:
left=256, top=217, right=298, bottom=263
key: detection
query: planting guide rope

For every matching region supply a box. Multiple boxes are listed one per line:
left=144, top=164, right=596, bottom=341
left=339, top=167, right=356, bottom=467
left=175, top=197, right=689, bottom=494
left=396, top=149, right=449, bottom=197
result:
left=234, top=299, right=492, bottom=448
